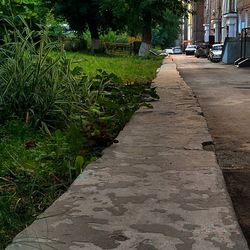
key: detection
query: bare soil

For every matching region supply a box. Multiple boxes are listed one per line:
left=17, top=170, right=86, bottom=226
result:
left=217, top=150, right=250, bottom=245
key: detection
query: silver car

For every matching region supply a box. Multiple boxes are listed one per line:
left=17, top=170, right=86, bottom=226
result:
left=172, top=47, right=182, bottom=54
left=208, top=44, right=223, bottom=62
left=185, top=44, right=197, bottom=55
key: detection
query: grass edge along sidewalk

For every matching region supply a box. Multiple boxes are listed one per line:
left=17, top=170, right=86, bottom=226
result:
left=0, top=52, right=162, bottom=249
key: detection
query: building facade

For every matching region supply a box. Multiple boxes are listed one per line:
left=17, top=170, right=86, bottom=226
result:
left=180, top=0, right=250, bottom=46
left=221, top=0, right=237, bottom=41
left=180, top=0, right=205, bottom=46
left=211, top=0, right=223, bottom=43
left=203, top=0, right=250, bottom=44
left=238, top=0, right=250, bottom=33
left=192, top=1, right=205, bottom=43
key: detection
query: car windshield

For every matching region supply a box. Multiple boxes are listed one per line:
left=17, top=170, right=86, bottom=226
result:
left=187, top=45, right=196, bottom=48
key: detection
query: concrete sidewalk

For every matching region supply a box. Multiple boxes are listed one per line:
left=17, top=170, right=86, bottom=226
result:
left=6, top=59, right=248, bottom=250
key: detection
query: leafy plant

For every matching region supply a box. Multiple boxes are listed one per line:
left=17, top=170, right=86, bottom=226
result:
left=100, top=30, right=128, bottom=43
left=0, top=17, right=78, bottom=131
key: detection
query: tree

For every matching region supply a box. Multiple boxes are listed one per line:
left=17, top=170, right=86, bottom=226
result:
left=0, top=0, right=51, bottom=36
left=0, top=0, right=49, bottom=21
left=152, top=11, right=181, bottom=49
left=0, top=0, right=45, bottom=42
left=100, top=0, right=190, bottom=56
left=48, top=0, right=117, bottom=52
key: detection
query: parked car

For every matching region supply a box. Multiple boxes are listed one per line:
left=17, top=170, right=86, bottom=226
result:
left=159, top=50, right=168, bottom=56
left=208, top=44, right=223, bottom=62
left=194, top=43, right=212, bottom=58
left=172, top=47, right=182, bottom=54
left=164, top=48, right=174, bottom=54
left=185, top=44, right=197, bottom=55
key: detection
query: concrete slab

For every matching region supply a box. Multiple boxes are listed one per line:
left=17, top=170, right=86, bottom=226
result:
left=6, top=59, right=248, bottom=250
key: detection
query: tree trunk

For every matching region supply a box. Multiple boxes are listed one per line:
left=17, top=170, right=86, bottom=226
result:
left=139, top=12, right=152, bottom=57
left=91, top=39, right=101, bottom=51
left=88, top=20, right=101, bottom=52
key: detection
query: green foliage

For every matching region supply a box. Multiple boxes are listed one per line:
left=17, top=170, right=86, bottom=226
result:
left=100, top=0, right=189, bottom=37
left=46, top=12, right=67, bottom=39
left=0, top=19, right=161, bottom=247
left=0, top=0, right=49, bottom=24
left=66, top=52, right=162, bottom=84
left=0, top=18, right=78, bottom=131
left=82, top=30, right=129, bottom=50
left=49, top=0, right=114, bottom=40
left=0, top=0, right=38, bottom=17
left=100, top=30, right=128, bottom=43
left=0, top=77, right=159, bottom=248
left=0, top=121, right=78, bottom=247
left=152, top=11, right=181, bottom=49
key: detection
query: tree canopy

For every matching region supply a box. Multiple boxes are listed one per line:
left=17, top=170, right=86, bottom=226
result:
left=152, top=10, right=181, bottom=49
left=49, top=0, right=119, bottom=38
left=0, top=0, right=192, bottom=54
left=100, top=0, right=187, bottom=39
left=100, top=0, right=189, bottom=55
left=0, top=0, right=49, bottom=21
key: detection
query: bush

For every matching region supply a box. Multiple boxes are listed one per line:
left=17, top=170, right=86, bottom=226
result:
left=62, top=37, right=87, bottom=51
left=0, top=18, right=80, bottom=131
left=100, top=30, right=128, bottom=43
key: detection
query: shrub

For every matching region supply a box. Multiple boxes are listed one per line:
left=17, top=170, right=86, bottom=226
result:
left=100, top=30, right=128, bottom=43
left=0, top=17, right=79, bottom=131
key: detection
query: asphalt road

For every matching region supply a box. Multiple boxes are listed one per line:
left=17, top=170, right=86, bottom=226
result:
left=173, top=54, right=250, bottom=244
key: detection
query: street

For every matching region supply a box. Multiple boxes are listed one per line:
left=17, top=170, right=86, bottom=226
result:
left=173, top=54, right=250, bottom=244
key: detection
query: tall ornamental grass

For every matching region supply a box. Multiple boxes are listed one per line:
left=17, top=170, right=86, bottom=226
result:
left=0, top=17, right=78, bottom=132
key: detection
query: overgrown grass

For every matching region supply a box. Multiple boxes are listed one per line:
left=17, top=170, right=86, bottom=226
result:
left=0, top=19, right=161, bottom=249
left=65, top=52, right=162, bottom=84
left=0, top=82, right=159, bottom=249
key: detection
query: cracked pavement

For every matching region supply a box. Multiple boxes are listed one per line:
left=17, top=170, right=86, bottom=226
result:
left=6, top=58, right=248, bottom=250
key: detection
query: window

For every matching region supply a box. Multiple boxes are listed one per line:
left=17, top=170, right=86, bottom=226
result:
left=223, top=0, right=237, bottom=14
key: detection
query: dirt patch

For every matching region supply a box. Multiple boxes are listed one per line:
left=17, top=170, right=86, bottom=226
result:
left=213, top=148, right=250, bottom=247
left=204, top=123, right=250, bottom=248
left=223, top=170, right=250, bottom=244
left=202, top=141, right=215, bottom=152
left=216, top=150, right=250, bottom=170
left=205, top=135, right=250, bottom=247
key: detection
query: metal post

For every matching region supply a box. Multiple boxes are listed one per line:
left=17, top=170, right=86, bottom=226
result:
left=241, top=28, right=244, bottom=58
left=244, top=28, right=247, bottom=58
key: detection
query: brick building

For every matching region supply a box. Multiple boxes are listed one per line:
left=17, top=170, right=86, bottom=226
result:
left=210, top=0, right=223, bottom=43
left=238, top=0, right=250, bottom=33
left=180, top=0, right=204, bottom=46
left=192, top=1, right=205, bottom=43
left=181, top=0, right=250, bottom=46
left=203, top=0, right=250, bottom=43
